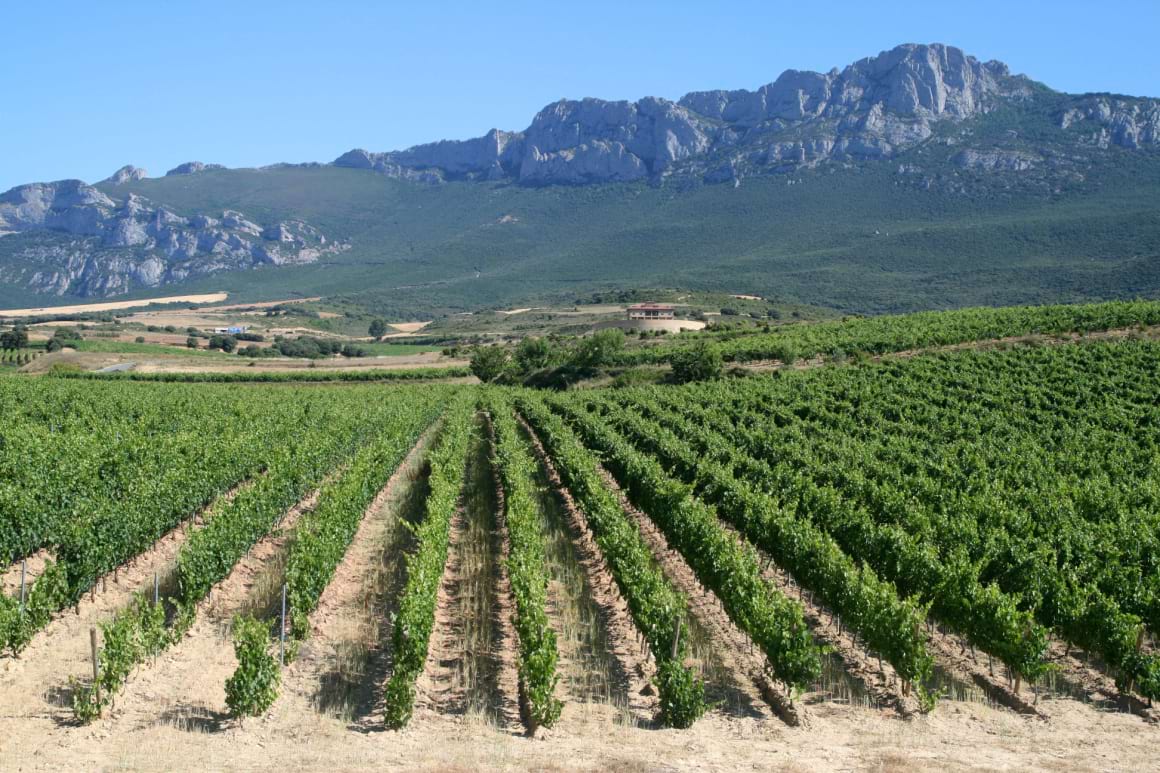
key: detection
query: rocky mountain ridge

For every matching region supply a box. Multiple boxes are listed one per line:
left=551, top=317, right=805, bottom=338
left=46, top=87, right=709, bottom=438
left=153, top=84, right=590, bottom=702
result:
left=0, top=180, right=346, bottom=297
left=1, top=42, right=1157, bottom=302
left=331, top=43, right=1159, bottom=186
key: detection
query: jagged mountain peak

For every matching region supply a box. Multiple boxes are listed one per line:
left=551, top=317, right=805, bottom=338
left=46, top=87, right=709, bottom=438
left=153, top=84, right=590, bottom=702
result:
left=0, top=177, right=346, bottom=297
left=333, top=41, right=1155, bottom=188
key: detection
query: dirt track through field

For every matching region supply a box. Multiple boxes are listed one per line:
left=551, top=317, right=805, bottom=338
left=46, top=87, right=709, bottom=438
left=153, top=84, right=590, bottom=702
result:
left=921, top=622, right=1044, bottom=717
left=527, top=436, right=633, bottom=711
left=274, top=424, right=438, bottom=727
left=1, top=549, right=52, bottom=598
left=415, top=421, right=518, bottom=728
left=519, top=417, right=659, bottom=725
left=0, top=293, right=230, bottom=318
left=1038, top=638, right=1158, bottom=722
left=752, top=548, right=918, bottom=716
left=483, top=419, right=527, bottom=732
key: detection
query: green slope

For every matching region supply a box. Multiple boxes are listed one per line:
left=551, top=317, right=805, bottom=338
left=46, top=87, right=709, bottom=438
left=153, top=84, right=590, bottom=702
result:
left=3, top=130, right=1158, bottom=317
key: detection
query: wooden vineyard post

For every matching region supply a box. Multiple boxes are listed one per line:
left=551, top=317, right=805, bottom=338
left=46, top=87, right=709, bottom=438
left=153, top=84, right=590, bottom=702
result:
left=154, top=573, right=159, bottom=606
left=90, top=627, right=101, bottom=709
left=280, top=583, right=287, bottom=666
left=671, top=617, right=682, bottom=660
left=19, top=559, right=26, bottom=615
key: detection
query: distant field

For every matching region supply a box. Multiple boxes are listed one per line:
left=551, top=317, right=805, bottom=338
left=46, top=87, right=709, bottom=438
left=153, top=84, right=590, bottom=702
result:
left=359, top=342, right=443, bottom=356
left=0, top=292, right=229, bottom=318
left=69, top=340, right=232, bottom=358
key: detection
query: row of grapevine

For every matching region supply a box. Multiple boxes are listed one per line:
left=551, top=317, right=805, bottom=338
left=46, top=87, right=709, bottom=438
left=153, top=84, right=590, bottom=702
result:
left=584, top=392, right=937, bottom=695
left=546, top=395, right=824, bottom=696
left=636, top=385, right=1053, bottom=682
left=383, top=394, right=476, bottom=728
left=285, top=402, right=444, bottom=642
left=515, top=393, right=706, bottom=728
left=175, top=394, right=442, bottom=608
left=616, top=299, right=1160, bottom=366
left=1, top=383, right=384, bottom=654
left=0, top=349, right=39, bottom=365
left=485, top=392, right=562, bottom=729
left=0, top=379, right=272, bottom=566
left=0, top=378, right=416, bottom=573
left=68, top=389, right=451, bottom=721
left=668, top=341, right=1160, bottom=698
left=222, top=396, right=445, bottom=717
left=48, top=365, right=471, bottom=383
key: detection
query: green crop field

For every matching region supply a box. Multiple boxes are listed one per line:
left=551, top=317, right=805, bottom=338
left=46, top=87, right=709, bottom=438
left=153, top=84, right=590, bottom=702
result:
left=3, top=302, right=1159, bottom=744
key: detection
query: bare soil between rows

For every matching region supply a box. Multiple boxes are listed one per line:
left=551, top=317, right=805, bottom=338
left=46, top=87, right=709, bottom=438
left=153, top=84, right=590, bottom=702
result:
left=277, top=423, right=438, bottom=727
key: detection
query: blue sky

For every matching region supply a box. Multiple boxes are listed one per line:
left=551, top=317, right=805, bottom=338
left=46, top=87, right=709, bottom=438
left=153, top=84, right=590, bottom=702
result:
left=2, top=0, right=1157, bottom=191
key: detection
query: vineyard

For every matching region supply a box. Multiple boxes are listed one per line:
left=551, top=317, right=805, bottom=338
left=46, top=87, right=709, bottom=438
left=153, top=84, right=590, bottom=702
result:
left=1, top=331, right=1159, bottom=769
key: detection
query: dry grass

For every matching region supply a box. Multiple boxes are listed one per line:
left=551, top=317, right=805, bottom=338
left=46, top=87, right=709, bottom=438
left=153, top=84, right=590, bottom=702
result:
left=0, top=292, right=229, bottom=317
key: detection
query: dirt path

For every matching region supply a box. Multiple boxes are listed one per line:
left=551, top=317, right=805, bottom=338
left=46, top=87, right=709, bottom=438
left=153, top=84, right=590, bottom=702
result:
left=519, top=417, right=659, bottom=726
left=0, top=292, right=229, bottom=318
left=591, top=465, right=796, bottom=726
left=91, top=486, right=320, bottom=734
left=528, top=438, right=635, bottom=711
left=919, top=623, right=1045, bottom=717
left=483, top=419, right=527, bottom=732
left=415, top=423, right=517, bottom=727
left=274, top=426, right=438, bottom=728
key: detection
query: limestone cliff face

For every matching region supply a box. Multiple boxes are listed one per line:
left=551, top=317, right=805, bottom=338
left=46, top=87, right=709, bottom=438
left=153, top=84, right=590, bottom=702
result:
left=334, top=43, right=1156, bottom=187
left=1059, top=96, right=1160, bottom=149
left=0, top=180, right=345, bottom=297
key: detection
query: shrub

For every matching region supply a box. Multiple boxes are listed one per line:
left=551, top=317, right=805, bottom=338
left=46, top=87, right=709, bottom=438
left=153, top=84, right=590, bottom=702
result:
left=340, top=344, right=369, bottom=358
left=54, top=327, right=83, bottom=341
left=208, top=335, right=238, bottom=353
left=656, top=659, right=706, bottom=728
left=569, top=328, right=624, bottom=369
left=669, top=341, right=722, bottom=384
left=514, top=337, right=555, bottom=372
left=470, top=345, right=509, bottom=382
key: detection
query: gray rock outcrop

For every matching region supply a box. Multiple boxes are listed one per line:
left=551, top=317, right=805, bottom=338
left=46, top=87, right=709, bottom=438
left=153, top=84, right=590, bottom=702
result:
left=0, top=179, right=346, bottom=297
left=103, top=165, right=148, bottom=185
left=334, top=43, right=1156, bottom=187
left=1059, top=96, right=1160, bottom=149
left=165, top=161, right=226, bottom=176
